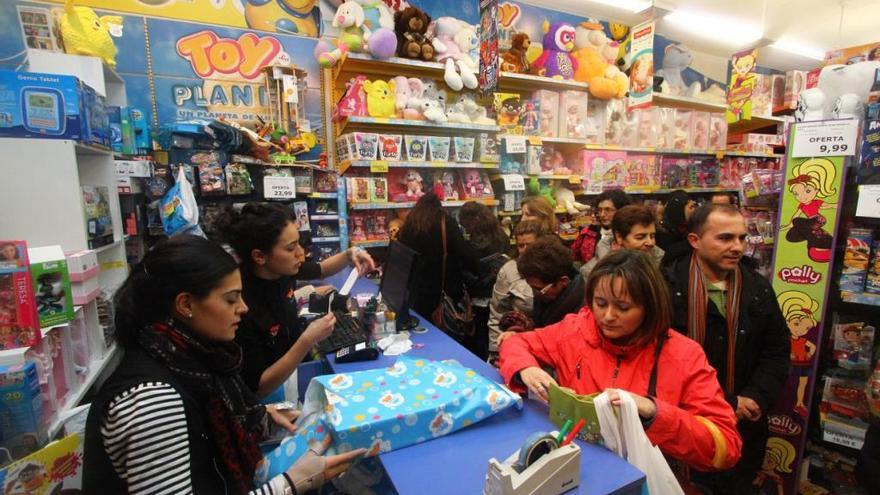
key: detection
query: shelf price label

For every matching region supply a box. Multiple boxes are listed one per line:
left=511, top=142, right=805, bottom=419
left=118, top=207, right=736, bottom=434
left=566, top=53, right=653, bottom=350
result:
left=569, top=175, right=582, bottom=185
left=505, top=136, right=527, bottom=154
left=370, top=160, right=389, bottom=173
left=263, top=176, right=297, bottom=199
left=501, top=174, right=525, bottom=191
left=791, top=119, right=858, bottom=157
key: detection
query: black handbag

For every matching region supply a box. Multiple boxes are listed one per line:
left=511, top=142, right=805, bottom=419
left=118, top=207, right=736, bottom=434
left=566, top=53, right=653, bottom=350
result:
left=431, top=215, right=474, bottom=338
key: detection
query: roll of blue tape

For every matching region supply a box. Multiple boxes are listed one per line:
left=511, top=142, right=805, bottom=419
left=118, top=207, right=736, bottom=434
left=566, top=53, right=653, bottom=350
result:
left=513, top=432, right=559, bottom=473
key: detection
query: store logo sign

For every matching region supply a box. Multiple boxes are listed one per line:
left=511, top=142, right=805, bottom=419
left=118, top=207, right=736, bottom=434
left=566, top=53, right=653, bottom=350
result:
left=498, top=3, right=521, bottom=28
left=177, top=31, right=281, bottom=80
left=778, top=265, right=821, bottom=285
left=768, top=414, right=802, bottom=436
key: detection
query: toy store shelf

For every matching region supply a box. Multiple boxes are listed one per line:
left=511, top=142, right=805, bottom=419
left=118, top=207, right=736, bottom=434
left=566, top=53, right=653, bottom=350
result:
left=352, top=240, right=391, bottom=248
left=350, top=198, right=499, bottom=210
left=48, top=344, right=121, bottom=439
left=308, top=192, right=339, bottom=199
left=41, top=306, right=85, bottom=339
left=313, top=236, right=341, bottom=243
left=338, top=116, right=500, bottom=134
left=652, top=93, right=727, bottom=112
left=527, top=174, right=584, bottom=181
left=230, top=154, right=322, bottom=169
left=578, top=187, right=738, bottom=196
left=498, top=210, right=522, bottom=216
left=498, top=72, right=589, bottom=92
left=95, top=239, right=125, bottom=255
left=75, top=142, right=113, bottom=156
left=333, top=53, right=446, bottom=82
left=728, top=115, right=787, bottom=135
left=839, top=291, right=880, bottom=307
left=310, top=215, right=339, bottom=220
left=341, top=160, right=499, bottom=174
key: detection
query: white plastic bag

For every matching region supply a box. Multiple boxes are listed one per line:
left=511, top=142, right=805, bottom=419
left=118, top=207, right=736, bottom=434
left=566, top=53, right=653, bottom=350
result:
left=160, top=167, right=199, bottom=236
left=595, top=390, right=684, bottom=495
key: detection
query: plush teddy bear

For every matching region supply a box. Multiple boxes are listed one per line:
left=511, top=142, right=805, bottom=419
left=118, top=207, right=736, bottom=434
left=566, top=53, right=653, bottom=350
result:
left=655, top=44, right=702, bottom=97
left=394, top=6, right=434, bottom=60
left=363, top=79, right=397, bottom=118
left=571, top=20, right=628, bottom=99
left=391, top=76, right=425, bottom=120
left=501, top=32, right=531, bottom=73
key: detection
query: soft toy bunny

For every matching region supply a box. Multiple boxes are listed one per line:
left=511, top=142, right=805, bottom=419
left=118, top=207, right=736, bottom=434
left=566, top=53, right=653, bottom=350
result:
left=391, top=76, right=425, bottom=119
left=420, top=81, right=448, bottom=122
left=429, top=17, right=478, bottom=91
left=445, top=97, right=471, bottom=123
left=553, top=182, right=587, bottom=215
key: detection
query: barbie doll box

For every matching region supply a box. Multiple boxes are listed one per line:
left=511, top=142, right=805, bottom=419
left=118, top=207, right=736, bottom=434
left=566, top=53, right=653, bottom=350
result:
left=0, top=241, right=40, bottom=352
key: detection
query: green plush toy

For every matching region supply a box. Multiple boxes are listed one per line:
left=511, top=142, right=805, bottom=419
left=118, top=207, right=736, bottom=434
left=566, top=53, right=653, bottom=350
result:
left=526, top=177, right=557, bottom=208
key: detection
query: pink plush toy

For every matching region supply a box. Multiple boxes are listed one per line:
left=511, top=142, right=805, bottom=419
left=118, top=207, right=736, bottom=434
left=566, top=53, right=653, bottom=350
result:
left=403, top=169, right=424, bottom=199
left=391, top=76, right=425, bottom=120
left=333, top=75, right=369, bottom=122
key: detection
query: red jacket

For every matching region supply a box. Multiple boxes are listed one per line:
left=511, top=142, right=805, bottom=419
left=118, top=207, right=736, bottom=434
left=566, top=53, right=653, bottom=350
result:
left=499, top=308, right=742, bottom=472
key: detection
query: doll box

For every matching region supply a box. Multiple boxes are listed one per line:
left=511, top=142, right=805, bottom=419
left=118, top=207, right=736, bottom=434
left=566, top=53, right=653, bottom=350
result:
left=585, top=99, right=606, bottom=146
left=0, top=241, right=40, bottom=352
left=558, top=91, right=588, bottom=139
left=369, top=177, right=388, bottom=203
left=784, top=70, right=807, bottom=109
left=708, top=113, right=728, bottom=152
left=0, top=361, right=46, bottom=463
left=64, top=250, right=98, bottom=282
left=535, top=90, right=559, bottom=138
left=623, top=155, right=658, bottom=192
left=459, top=170, right=494, bottom=199
left=659, top=157, right=692, bottom=189
left=28, top=246, right=73, bottom=329
left=689, top=112, right=710, bottom=152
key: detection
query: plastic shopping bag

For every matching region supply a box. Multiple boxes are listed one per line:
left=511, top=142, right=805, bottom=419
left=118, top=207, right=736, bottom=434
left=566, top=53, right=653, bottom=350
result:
left=160, top=167, right=199, bottom=236
left=595, top=391, right=683, bottom=495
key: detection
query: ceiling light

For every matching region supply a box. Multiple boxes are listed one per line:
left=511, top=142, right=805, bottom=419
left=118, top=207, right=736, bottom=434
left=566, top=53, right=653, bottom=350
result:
left=663, top=9, right=763, bottom=46
left=769, top=39, right=825, bottom=60
left=589, top=0, right=652, bottom=13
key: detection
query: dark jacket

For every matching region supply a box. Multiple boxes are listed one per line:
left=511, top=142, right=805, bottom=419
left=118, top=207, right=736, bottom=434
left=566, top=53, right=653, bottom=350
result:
left=663, top=247, right=789, bottom=479
left=533, top=268, right=586, bottom=328
left=399, top=212, right=481, bottom=317
left=462, top=229, right=509, bottom=300
left=84, top=350, right=227, bottom=494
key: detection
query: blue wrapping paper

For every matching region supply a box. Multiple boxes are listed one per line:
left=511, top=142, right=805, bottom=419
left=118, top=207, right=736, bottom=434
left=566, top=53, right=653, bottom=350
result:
left=263, top=357, right=522, bottom=478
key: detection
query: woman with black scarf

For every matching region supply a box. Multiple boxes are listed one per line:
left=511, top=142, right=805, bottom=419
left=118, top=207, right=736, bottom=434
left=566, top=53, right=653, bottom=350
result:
left=83, top=235, right=365, bottom=494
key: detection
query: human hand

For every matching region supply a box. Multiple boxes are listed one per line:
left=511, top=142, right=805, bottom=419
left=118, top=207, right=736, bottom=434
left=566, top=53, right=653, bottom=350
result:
left=349, top=247, right=376, bottom=275
left=286, top=436, right=368, bottom=493
left=519, top=367, right=557, bottom=403
left=314, top=285, right=336, bottom=296
left=605, top=388, right=657, bottom=419
left=303, top=313, right=336, bottom=346
left=266, top=403, right=300, bottom=434
left=736, top=396, right=762, bottom=421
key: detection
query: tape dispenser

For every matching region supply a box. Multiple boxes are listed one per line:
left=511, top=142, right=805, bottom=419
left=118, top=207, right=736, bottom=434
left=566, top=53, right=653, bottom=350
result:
left=483, top=431, right=581, bottom=495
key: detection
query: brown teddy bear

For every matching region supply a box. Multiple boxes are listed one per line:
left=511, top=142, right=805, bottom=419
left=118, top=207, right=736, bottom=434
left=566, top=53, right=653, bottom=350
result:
left=394, top=6, right=434, bottom=61
left=500, top=32, right=530, bottom=73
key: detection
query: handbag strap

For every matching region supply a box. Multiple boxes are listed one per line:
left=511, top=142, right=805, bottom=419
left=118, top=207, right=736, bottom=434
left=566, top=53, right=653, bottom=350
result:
left=439, top=214, right=448, bottom=294
left=647, top=333, right=666, bottom=398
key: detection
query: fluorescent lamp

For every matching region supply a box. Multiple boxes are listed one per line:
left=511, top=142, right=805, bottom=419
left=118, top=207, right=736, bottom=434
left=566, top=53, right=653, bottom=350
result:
left=769, top=39, right=825, bottom=60
left=589, top=0, right=652, bottom=13
left=663, top=9, right=763, bottom=46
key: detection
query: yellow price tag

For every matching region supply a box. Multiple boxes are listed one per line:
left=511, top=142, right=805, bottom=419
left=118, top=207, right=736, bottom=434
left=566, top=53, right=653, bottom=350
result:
left=569, top=175, right=582, bottom=184
left=370, top=160, right=389, bottom=173
left=528, top=136, right=542, bottom=146
left=715, top=151, right=725, bottom=160
left=101, top=260, right=127, bottom=270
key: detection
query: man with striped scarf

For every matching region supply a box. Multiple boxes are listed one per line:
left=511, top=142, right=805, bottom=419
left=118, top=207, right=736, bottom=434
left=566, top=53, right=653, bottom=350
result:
left=663, top=204, right=789, bottom=495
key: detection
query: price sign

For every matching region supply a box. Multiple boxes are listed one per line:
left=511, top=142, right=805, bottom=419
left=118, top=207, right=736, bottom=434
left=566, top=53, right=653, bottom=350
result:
left=501, top=174, right=525, bottom=191
left=263, top=176, right=297, bottom=199
left=791, top=119, right=859, bottom=157
left=505, top=136, right=527, bottom=154
left=370, top=160, right=389, bottom=173
left=528, top=136, right=543, bottom=146
left=569, top=175, right=582, bottom=185
left=822, top=429, right=864, bottom=450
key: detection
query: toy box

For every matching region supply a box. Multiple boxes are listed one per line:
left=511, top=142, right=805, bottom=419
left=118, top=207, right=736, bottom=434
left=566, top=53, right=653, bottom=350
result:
left=0, top=70, right=102, bottom=144
left=453, top=137, right=475, bottom=162
left=405, top=135, right=428, bottom=161
left=195, top=160, right=227, bottom=196
left=0, top=241, right=40, bottom=351
left=771, top=74, right=785, bottom=111
left=0, top=433, right=84, bottom=492
left=520, top=98, right=540, bottom=136
left=619, top=110, right=639, bottom=148
left=671, top=109, right=692, bottom=151
left=478, top=133, right=499, bottom=163
left=83, top=85, right=110, bottom=148
left=129, top=107, right=151, bottom=152
left=708, top=113, right=728, bottom=152
left=861, top=103, right=880, bottom=168
left=752, top=74, right=773, bottom=117
left=624, top=155, right=658, bottom=192
left=494, top=92, right=523, bottom=134
left=64, top=250, right=98, bottom=283
left=433, top=170, right=461, bottom=200
left=459, top=170, right=494, bottom=199
left=365, top=212, right=389, bottom=241
left=226, top=163, right=253, bottom=195
left=559, top=90, right=588, bottom=139
left=335, top=133, right=352, bottom=162
left=690, top=112, right=710, bottom=152
left=536, top=90, right=559, bottom=137
left=604, top=99, right=625, bottom=146
left=585, top=99, right=605, bottom=145
left=388, top=168, right=427, bottom=202
left=352, top=132, right=379, bottom=160
left=0, top=361, right=45, bottom=463
left=539, top=145, right=569, bottom=176
left=840, top=228, right=873, bottom=292
left=636, top=108, right=658, bottom=149
left=428, top=136, right=450, bottom=162
left=784, top=70, right=807, bottom=109
left=865, top=239, right=880, bottom=294
left=378, top=134, right=403, bottom=161
left=689, top=158, right=720, bottom=188
left=27, top=246, right=73, bottom=329
left=349, top=213, right=367, bottom=243
left=525, top=144, right=541, bottom=175
left=656, top=107, right=674, bottom=149
left=347, top=177, right=371, bottom=203
left=369, top=177, right=388, bottom=203
left=583, top=151, right=627, bottom=193
left=660, top=157, right=691, bottom=189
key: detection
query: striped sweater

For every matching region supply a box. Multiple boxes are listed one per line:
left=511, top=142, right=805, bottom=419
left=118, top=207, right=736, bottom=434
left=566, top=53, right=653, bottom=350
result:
left=100, top=381, right=292, bottom=495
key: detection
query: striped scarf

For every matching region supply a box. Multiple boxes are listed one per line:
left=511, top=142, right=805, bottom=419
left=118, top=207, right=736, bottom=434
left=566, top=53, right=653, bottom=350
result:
left=687, top=253, right=742, bottom=394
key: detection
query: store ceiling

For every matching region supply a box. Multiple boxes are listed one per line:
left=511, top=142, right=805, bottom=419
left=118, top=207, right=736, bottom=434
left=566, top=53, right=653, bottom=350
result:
left=522, top=0, right=880, bottom=70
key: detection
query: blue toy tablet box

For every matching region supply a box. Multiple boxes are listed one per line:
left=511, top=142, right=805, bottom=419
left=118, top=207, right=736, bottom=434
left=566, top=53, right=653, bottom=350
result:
left=263, top=357, right=522, bottom=478
left=0, top=361, right=46, bottom=466
left=0, top=70, right=106, bottom=146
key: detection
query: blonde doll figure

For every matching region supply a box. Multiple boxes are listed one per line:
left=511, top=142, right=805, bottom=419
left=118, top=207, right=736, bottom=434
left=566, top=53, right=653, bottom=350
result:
left=753, top=438, right=797, bottom=495
left=781, top=158, right=837, bottom=262
left=778, top=290, right=819, bottom=417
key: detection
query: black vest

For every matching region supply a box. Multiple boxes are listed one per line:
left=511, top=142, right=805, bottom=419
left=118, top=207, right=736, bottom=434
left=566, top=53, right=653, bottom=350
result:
left=83, top=349, right=230, bottom=494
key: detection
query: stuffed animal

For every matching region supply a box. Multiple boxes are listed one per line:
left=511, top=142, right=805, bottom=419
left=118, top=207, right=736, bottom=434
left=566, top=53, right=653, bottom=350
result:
left=429, top=17, right=478, bottom=91
left=363, top=80, right=397, bottom=118
left=531, top=21, right=577, bottom=80
left=815, top=60, right=880, bottom=119
left=317, top=1, right=395, bottom=66
left=402, top=169, right=424, bottom=199
left=391, top=76, right=425, bottom=120
left=394, top=6, right=434, bottom=61
left=795, top=88, right=827, bottom=122
left=501, top=32, right=530, bottom=73
left=420, top=81, right=448, bottom=122
left=571, top=20, right=628, bottom=99
left=526, top=177, right=557, bottom=208
left=554, top=182, right=588, bottom=215
left=655, top=44, right=702, bottom=97
left=445, top=97, right=471, bottom=123
left=58, top=0, right=122, bottom=68
left=459, top=94, right=495, bottom=125
left=333, top=75, right=369, bottom=122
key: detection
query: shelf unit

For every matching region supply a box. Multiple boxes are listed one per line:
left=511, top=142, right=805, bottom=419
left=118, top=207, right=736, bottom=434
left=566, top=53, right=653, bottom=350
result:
left=350, top=198, right=499, bottom=210
left=652, top=93, right=727, bottom=112
left=337, top=116, right=500, bottom=134
left=340, top=160, right=499, bottom=174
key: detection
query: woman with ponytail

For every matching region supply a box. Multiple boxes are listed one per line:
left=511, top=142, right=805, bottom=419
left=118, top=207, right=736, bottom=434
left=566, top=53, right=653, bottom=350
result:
left=83, top=235, right=365, bottom=494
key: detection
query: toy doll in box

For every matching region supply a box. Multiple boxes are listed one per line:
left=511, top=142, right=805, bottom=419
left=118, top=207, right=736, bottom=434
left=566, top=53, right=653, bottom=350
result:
left=583, top=151, right=626, bottom=193
left=293, top=202, right=310, bottom=231
left=672, top=109, right=692, bottom=151
left=559, top=90, right=588, bottom=139
left=690, top=112, right=710, bottom=152
left=0, top=241, right=40, bottom=351
left=349, top=177, right=371, bottom=203
left=388, top=168, right=426, bottom=202
left=370, top=177, right=388, bottom=202
left=585, top=99, right=605, bottom=145
left=660, top=157, right=690, bottom=189
left=619, top=110, right=639, bottom=148
left=433, top=171, right=460, bottom=200
left=350, top=214, right=367, bottom=242
left=689, top=159, right=720, bottom=188
left=708, top=113, right=728, bottom=152
left=604, top=99, right=625, bottom=146
left=636, top=108, right=658, bottom=149
left=624, top=155, right=657, bottom=191
left=539, top=145, right=569, bottom=175
left=536, top=90, right=559, bottom=137
left=459, top=170, right=494, bottom=199
left=315, top=171, right=338, bottom=193
left=367, top=212, right=389, bottom=241
left=655, top=107, right=674, bottom=150
left=520, top=99, right=540, bottom=136
left=494, top=92, right=523, bottom=134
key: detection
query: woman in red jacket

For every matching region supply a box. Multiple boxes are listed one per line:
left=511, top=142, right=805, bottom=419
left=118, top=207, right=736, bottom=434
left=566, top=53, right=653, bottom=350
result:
left=499, top=250, right=742, bottom=473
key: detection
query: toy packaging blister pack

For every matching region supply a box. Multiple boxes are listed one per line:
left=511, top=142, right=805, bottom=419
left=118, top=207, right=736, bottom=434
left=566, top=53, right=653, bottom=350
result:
left=27, top=245, right=73, bottom=329
left=536, top=90, right=560, bottom=137
left=81, top=186, right=114, bottom=248
left=494, top=92, right=523, bottom=134
left=559, top=91, right=588, bottom=139
left=624, top=155, right=658, bottom=192
left=585, top=99, right=605, bottom=145
left=459, top=169, right=494, bottom=199
left=660, top=157, right=691, bottom=189
left=832, top=321, right=875, bottom=371
left=619, top=110, right=639, bottom=149
left=636, top=108, right=658, bottom=149
left=225, top=163, right=253, bottom=195
left=347, top=177, right=371, bottom=203
left=0, top=241, right=41, bottom=351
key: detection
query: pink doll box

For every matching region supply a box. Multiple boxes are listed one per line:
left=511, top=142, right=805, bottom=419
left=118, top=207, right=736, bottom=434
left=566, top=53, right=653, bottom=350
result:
left=689, top=112, right=710, bottom=152
left=636, top=108, right=658, bottom=149
left=624, top=155, right=658, bottom=192
left=377, top=134, right=403, bottom=161
left=585, top=99, right=605, bottom=145
left=784, top=70, right=807, bottom=109
left=582, top=151, right=627, bottom=193
left=459, top=170, right=494, bottom=199
left=348, top=177, right=371, bottom=203
left=404, top=135, right=428, bottom=161
left=388, top=168, right=427, bottom=202
left=708, top=113, right=728, bottom=152
left=671, top=109, right=693, bottom=151
left=536, top=90, right=560, bottom=137
left=366, top=213, right=389, bottom=242
left=559, top=90, right=588, bottom=139
left=771, top=74, right=785, bottom=110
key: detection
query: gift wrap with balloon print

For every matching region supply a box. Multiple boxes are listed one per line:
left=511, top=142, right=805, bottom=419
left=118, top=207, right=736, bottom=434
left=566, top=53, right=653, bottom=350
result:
left=264, top=357, right=523, bottom=477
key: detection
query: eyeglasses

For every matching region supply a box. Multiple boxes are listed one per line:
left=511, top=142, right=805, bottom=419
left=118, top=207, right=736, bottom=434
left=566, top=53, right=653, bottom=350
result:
left=536, top=281, right=556, bottom=295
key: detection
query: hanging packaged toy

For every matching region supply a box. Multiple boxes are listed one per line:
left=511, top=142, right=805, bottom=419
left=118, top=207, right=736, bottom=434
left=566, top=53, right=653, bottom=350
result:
left=160, top=167, right=199, bottom=236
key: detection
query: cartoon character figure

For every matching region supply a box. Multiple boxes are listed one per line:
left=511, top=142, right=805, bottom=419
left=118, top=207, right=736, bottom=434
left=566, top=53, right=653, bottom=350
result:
left=531, top=21, right=578, bottom=80
left=403, top=169, right=424, bottom=199
left=498, top=97, right=522, bottom=126
left=781, top=158, right=837, bottom=262
left=244, top=0, right=320, bottom=37
left=778, top=290, right=819, bottom=417
left=753, top=438, right=796, bottom=495
left=363, top=80, right=397, bottom=118
left=58, top=0, right=123, bottom=68
left=727, top=50, right=758, bottom=121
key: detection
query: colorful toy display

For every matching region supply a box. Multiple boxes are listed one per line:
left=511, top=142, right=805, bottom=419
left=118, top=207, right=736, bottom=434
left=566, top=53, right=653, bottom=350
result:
left=571, top=20, right=628, bottom=99
left=532, top=21, right=577, bottom=80
left=460, top=169, right=494, bottom=198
